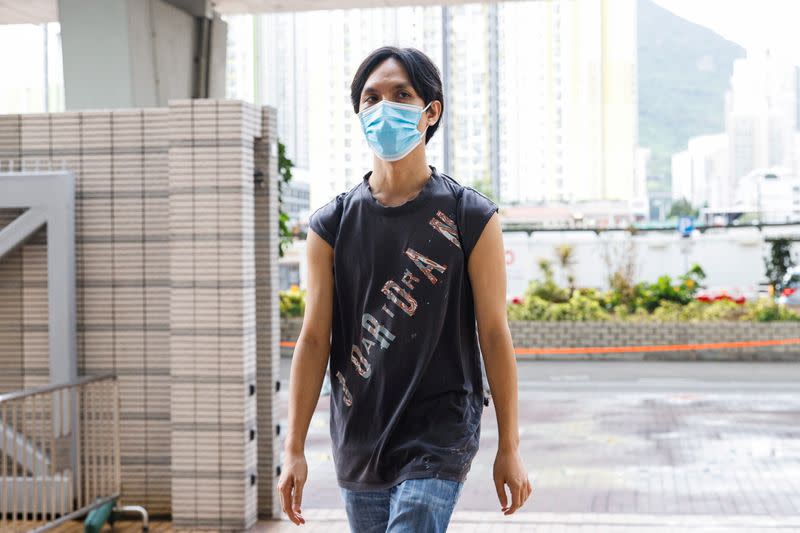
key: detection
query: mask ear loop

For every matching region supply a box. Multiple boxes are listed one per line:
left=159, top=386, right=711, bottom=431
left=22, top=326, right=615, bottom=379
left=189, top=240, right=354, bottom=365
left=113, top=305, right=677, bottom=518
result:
left=419, top=101, right=434, bottom=141
left=421, top=101, right=434, bottom=124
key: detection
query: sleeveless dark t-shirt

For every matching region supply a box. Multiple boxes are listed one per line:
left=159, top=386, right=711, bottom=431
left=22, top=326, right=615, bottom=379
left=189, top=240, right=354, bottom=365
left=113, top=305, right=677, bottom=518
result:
left=308, top=164, right=499, bottom=491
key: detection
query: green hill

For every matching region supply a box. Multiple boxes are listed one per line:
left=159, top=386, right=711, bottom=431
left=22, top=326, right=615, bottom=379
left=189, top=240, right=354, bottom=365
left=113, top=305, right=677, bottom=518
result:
left=637, top=0, right=745, bottom=182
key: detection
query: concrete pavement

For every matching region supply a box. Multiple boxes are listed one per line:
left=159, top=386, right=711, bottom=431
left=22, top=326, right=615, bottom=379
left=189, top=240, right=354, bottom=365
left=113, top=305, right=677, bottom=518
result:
left=263, top=509, right=800, bottom=531
left=274, top=360, right=800, bottom=530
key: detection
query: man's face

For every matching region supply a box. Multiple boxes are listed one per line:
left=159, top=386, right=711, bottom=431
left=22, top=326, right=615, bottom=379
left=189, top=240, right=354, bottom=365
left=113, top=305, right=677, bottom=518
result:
left=358, top=57, right=439, bottom=134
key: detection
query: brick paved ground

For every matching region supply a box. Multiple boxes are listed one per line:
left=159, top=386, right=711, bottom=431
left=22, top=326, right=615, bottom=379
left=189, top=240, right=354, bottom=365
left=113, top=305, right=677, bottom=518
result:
left=103, top=511, right=800, bottom=532
left=260, top=510, right=800, bottom=532
left=43, top=362, right=800, bottom=532
left=270, top=361, right=800, bottom=530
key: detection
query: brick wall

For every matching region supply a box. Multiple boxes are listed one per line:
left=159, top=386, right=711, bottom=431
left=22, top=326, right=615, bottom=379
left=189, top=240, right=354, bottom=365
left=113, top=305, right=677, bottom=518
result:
left=280, top=317, right=800, bottom=361
left=0, top=99, right=281, bottom=528
left=166, top=100, right=260, bottom=529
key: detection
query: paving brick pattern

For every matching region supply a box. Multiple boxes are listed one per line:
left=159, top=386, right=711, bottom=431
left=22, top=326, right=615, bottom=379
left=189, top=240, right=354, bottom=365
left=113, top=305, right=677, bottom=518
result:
left=273, top=374, right=800, bottom=530
left=91, top=512, right=800, bottom=532
left=260, top=510, right=800, bottom=532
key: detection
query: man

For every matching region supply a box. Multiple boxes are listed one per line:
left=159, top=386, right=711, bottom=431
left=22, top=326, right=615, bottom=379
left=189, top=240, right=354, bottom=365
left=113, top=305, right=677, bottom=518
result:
left=277, top=46, right=532, bottom=532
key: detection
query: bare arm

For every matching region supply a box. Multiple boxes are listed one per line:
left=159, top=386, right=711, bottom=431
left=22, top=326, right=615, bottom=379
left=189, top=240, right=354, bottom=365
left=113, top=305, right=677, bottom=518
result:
left=284, top=229, right=335, bottom=453
left=468, top=212, right=518, bottom=450
left=467, top=212, right=532, bottom=515
left=277, top=228, right=335, bottom=525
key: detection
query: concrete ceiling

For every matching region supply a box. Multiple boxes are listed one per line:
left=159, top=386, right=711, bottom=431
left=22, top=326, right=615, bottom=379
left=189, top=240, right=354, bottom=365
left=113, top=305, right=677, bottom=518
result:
left=0, top=0, right=507, bottom=24
left=0, top=0, right=57, bottom=24
left=212, top=0, right=505, bottom=15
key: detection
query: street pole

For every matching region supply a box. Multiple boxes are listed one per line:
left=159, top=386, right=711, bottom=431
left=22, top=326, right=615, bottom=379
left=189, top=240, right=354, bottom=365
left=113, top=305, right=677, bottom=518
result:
left=441, top=6, right=451, bottom=174
left=488, top=3, right=500, bottom=201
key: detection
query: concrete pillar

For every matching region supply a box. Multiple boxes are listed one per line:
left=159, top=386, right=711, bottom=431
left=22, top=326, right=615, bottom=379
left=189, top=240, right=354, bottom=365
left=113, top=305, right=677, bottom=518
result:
left=254, top=106, right=281, bottom=519
left=58, top=0, right=227, bottom=110
left=0, top=99, right=277, bottom=527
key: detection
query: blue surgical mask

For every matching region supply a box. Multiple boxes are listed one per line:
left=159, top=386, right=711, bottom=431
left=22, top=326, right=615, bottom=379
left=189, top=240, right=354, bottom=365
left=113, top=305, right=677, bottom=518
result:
left=358, top=99, right=433, bottom=162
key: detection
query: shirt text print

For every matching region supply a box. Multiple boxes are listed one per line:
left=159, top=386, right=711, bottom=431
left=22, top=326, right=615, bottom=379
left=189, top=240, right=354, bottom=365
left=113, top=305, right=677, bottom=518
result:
left=337, top=209, right=461, bottom=408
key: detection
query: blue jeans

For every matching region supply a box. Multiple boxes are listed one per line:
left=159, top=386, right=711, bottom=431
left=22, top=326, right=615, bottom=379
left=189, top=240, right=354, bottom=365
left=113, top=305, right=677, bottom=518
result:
left=340, top=476, right=464, bottom=533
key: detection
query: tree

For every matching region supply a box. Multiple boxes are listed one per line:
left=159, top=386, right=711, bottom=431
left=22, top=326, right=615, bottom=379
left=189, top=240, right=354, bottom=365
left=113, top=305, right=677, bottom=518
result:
left=471, top=177, right=497, bottom=203
left=277, top=141, right=295, bottom=258
left=764, top=238, right=795, bottom=291
left=602, top=239, right=638, bottom=310
left=668, top=197, right=699, bottom=218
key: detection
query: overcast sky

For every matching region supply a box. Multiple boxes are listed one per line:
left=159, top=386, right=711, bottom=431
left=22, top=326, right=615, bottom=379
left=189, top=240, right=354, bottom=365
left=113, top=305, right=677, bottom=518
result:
left=2, top=1, right=799, bottom=94
left=655, top=0, right=800, bottom=66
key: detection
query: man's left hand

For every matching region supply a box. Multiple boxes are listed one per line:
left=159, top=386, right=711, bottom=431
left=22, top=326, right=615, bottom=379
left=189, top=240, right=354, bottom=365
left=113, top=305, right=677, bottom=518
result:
left=492, top=446, right=532, bottom=515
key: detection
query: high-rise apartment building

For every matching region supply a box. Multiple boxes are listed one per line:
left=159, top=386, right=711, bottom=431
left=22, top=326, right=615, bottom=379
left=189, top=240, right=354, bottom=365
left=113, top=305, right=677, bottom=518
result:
left=0, top=23, right=64, bottom=114
left=446, top=4, right=492, bottom=189
left=671, top=134, right=728, bottom=208
left=260, top=13, right=310, bottom=171
left=497, top=0, right=639, bottom=205
left=225, top=0, right=639, bottom=210
left=673, top=47, right=798, bottom=212
left=561, top=0, right=638, bottom=203
left=235, top=7, right=445, bottom=208
left=725, top=48, right=797, bottom=204
left=497, top=1, right=558, bottom=204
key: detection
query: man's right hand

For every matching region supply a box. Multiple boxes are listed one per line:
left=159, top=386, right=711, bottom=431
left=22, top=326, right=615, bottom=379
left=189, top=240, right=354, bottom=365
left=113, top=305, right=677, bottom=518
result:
left=277, top=451, right=308, bottom=525
left=278, top=229, right=334, bottom=526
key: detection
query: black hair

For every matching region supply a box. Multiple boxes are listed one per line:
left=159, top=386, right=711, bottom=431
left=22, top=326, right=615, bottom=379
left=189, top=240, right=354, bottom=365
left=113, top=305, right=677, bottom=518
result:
left=350, top=46, right=444, bottom=144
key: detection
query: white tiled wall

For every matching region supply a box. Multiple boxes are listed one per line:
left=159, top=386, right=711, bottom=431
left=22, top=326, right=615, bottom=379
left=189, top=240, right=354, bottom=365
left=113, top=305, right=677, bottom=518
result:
left=0, top=99, right=280, bottom=529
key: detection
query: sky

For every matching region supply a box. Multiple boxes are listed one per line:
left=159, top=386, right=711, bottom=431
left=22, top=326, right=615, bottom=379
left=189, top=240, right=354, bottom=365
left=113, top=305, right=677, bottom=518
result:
left=2, top=0, right=800, bottom=109
left=655, top=0, right=800, bottom=66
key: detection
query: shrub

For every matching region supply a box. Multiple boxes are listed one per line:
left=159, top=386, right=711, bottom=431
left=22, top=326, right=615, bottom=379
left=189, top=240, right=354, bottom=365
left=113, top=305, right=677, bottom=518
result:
left=550, top=293, right=610, bottom=321
left=618, top=298, right=799, bottom=322
left=527, top=259, right=570, bottom=303
left=695, top=300, right=747, bottom=321
left=507, top=295, right=550, bottom=321
left=506, top=261, right=800, bottom=322
left=633, top=264, right=706, bottom=312
left=744, top=298, right=800, bottom=322
left=279, top=285, right=306, bottom=318
left=650, top=300, right=745, bottom=322
left=612, top=305, right=651, bottom=322
left=508, top=292, right=610, bottom=321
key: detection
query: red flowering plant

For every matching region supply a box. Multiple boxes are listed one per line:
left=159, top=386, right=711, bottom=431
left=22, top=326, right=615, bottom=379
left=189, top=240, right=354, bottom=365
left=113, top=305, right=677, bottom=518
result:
left=695, top=290, right=746, bottom=305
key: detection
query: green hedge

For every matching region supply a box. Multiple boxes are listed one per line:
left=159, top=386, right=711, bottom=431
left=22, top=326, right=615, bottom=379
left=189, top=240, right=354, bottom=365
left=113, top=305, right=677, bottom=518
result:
left=507, top=262, right=799, bottom=322
left=279, top=264, right=800, bottom=322
left=507, top=294, right=798, bottom=322
left=279, top=285, right=305, bottom=318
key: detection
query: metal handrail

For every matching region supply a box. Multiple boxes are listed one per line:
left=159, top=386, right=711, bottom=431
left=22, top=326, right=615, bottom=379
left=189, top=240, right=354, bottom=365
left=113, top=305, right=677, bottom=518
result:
left=0, top=374, right=141, bottom=532
left=28, top=494, right=121, bottom=533
left=0, top=373, right=115, bottom=404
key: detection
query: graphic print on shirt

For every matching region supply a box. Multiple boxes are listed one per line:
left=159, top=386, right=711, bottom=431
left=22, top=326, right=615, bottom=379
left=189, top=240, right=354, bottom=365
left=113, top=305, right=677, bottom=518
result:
left=338, top=208, right=462, bottom=408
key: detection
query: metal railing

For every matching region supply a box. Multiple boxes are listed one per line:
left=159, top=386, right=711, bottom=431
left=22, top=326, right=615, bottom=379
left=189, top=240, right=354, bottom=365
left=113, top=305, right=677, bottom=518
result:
left=0, top=374, right=128, bottom=532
